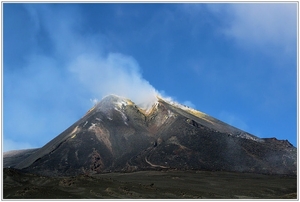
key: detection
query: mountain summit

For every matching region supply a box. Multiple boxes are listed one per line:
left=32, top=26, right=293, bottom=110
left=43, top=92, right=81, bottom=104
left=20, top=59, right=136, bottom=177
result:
left=7, top=94, right=296, bottom=176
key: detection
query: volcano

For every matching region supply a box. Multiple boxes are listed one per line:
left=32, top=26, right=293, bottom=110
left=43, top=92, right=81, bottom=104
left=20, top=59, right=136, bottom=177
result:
left=4, top=95, right=297, bottom=176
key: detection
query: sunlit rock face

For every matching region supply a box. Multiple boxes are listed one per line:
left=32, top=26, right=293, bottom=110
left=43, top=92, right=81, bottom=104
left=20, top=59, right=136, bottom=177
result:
left=8, top=94, right=296, bottom=176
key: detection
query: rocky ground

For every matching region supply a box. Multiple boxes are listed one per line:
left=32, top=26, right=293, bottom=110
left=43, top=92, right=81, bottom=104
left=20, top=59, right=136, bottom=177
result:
left=3, top=168, right=297, bottom=199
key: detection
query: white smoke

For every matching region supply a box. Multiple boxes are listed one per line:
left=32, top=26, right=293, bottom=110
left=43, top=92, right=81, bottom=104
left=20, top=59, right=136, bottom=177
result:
left=69, top=52, right=159, bottom=110
left=4, top=5, right=165, bottom=152
left=31, top=5, right=160, bottom=110
left=90, top=98, right=99, bottom=106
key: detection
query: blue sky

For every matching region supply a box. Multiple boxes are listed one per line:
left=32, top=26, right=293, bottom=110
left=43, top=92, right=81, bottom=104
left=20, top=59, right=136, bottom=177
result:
left=3, top=3, right=298, bottom=152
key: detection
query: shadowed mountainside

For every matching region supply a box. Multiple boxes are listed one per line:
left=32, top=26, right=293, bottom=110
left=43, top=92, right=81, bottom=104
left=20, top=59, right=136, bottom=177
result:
left=4, top=94, right=297, bottom=176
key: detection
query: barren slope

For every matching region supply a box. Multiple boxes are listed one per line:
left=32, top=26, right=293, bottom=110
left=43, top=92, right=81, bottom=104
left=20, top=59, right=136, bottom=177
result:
left=6, top=95, right=296, bottom=176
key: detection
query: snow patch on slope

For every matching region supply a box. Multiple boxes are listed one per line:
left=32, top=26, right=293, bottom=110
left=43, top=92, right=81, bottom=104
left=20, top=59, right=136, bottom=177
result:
left=114, top=107, right=128, bottom=125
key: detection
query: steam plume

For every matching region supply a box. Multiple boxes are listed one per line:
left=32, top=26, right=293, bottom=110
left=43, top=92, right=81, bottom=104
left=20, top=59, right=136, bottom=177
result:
left=69, top=52, right=159, bottom=110
left=4, top=5, right=164, bottom=152
left=36, top=5, right=160, bottom=110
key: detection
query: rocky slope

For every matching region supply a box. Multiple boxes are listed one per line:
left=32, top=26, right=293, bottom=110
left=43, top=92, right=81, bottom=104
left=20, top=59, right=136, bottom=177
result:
left=5, top=94, right=297, bottom=176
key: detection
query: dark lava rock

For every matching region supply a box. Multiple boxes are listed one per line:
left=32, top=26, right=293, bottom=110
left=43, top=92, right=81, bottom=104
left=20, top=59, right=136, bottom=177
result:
left=5, top=94, right=296, bottom=176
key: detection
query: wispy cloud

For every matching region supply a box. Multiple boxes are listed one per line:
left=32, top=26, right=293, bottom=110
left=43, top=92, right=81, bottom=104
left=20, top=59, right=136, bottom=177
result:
left=4, top=4, right=160, bottom=151
left=37, top=4, right=159, bottom=109
left=182, top=3, right=297, bottom=115
left=184, top=3, right=297, bottom=54
left=223, top=3, right=297, bottom=53
left=4, top=3, right=297, bottom=151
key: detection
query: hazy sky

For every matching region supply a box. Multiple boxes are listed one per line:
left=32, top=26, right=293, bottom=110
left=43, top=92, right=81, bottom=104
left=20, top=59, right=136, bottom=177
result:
left=3, top=3, right=297, bottom=152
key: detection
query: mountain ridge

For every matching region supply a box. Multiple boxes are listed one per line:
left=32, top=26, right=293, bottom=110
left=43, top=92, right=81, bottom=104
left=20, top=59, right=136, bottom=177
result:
left=5, top=94, right=296, bottom=176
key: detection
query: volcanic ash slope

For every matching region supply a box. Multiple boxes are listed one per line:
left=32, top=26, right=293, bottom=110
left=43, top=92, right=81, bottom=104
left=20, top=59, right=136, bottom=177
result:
left=9, top=94, right=296, bottom=176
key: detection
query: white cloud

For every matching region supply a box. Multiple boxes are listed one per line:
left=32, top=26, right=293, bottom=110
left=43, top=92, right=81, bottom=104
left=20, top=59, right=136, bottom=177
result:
left=223, top=3, right=297, bottom=52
